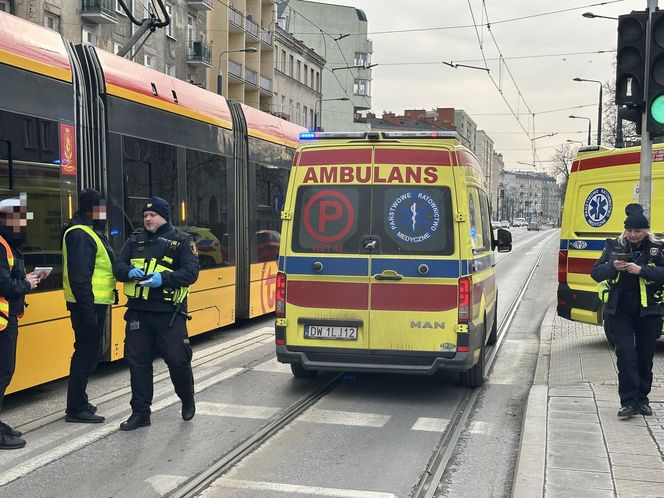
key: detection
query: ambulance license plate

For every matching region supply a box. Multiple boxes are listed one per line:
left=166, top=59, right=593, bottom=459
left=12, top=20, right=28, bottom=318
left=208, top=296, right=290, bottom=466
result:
left=304, top=325, right=358, bottom=340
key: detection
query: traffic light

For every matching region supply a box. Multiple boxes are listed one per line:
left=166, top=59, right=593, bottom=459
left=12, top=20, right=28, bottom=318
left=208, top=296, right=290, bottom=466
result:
left=616, top=11, right=647, bottom=107
left=648, top=9, right=664, bottom=134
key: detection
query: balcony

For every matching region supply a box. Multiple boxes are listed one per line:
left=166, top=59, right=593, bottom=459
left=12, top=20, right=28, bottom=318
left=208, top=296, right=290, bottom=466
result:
left=80, top=0, right=117, bottom=24
left=186, top=41, right=212, bottom=67
left=229, top=7, right=243, bottom=32
left=186, top=0, right=213, bottom=11
left=228, top=60, right=243, bottom=80
left=245, top=67, right=258, bottom=86
left=259, top=27, right=273, bottom=46
left=246, top=17, right=259, bottom=39
left=259, top=75, right=272, bottom=93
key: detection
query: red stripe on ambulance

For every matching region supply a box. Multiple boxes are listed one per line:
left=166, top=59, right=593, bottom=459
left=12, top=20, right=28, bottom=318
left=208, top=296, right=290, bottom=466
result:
left=567, top=257, right=595, bottom=275
left=371, top=283, right=457, bottom=311
left=374, top=148, right=452, bottom=165
left=286, top=281, right=369, bottom=309
left=297, top=148, right=372, bottom=166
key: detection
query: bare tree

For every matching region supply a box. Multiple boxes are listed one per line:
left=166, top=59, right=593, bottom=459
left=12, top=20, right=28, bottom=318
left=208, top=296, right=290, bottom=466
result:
left=549, top=143, right=576, bottom=202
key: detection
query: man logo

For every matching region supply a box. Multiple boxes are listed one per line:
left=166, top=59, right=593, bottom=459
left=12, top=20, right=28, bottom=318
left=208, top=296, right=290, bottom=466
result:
left=411, top=321, right=445, bottom=329
left=571, top=240, right=588, bottom=250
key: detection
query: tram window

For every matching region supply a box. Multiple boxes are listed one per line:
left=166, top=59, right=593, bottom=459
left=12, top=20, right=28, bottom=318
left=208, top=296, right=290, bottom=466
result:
left=122, top=136, right=177, bottom=232
left=185, top=149, right=229, bottom=268
left=0, top=140, right=9, bottom=188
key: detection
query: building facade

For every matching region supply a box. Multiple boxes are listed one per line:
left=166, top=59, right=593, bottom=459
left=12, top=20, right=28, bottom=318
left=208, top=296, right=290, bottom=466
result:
left=206, top=0, right=275, bottom=109
left=6, top=0, right=213, bottom=86
left=272, top=25, right=324, bottom=129
left=278, top=0, right=372, bottom=131
left=502, top=171, right=562, bottom=225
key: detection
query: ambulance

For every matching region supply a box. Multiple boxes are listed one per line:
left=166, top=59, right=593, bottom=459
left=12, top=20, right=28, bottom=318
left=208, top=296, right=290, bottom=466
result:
left=557, top=144, right=664, bottom=326
left=275, top=131, right=512, bottom=387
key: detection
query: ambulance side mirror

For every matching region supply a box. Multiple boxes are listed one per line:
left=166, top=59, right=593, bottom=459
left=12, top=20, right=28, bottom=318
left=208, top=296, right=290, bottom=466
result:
left=494, top=228, right=512, bottom=253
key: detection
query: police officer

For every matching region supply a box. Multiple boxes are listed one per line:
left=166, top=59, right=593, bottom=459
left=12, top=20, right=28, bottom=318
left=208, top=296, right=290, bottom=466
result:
left=0, top=194, right=39, bottom=449
left=591, top=203, right=664, bottom=418
left=114, top=197, right=199, bottom=431
left=63, top=189, right=116, bottom=424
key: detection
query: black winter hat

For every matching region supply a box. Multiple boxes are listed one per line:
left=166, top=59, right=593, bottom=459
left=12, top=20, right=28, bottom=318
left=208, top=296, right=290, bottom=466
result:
left=79, top=188, right=103, bottom=213
left=142, top=196, right=170, bottom=222
left=624, top=203, right=650, bottom=229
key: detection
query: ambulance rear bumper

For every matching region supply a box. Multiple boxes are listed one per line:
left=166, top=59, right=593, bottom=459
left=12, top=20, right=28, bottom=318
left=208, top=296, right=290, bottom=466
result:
left=276, top=346, right=475, bottom=375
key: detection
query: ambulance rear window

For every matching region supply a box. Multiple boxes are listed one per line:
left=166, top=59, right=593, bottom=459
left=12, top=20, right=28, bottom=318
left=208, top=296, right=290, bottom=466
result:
left=291, top=185, right=454, bottom=255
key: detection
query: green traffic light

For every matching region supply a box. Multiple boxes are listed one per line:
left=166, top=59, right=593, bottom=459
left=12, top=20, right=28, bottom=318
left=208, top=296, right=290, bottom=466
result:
left=652, top=95, right=664, bottom=124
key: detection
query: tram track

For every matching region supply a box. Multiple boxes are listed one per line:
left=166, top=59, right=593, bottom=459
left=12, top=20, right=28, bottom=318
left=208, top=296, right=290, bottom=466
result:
left=412, top=231, right=557, bottom=498
left=170, top=231, right=557, bottom=498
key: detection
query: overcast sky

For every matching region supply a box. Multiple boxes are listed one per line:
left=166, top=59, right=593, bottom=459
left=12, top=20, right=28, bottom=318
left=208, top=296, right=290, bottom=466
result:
left=306, top=0, right=644, bottom=173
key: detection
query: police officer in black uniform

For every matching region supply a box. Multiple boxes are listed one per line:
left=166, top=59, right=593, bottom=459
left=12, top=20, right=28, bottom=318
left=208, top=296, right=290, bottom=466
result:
left=592, top=203, right=664, bottom=418
left=114, top=197, right=199, bottom=431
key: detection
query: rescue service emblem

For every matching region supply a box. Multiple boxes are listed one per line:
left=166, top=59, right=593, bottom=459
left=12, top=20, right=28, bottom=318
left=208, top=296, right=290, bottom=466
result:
left=387, top=190, right=440, bottom=244
left=650, top=247, right=659, bottom=256
left=583, top=188, right=613, bottom=228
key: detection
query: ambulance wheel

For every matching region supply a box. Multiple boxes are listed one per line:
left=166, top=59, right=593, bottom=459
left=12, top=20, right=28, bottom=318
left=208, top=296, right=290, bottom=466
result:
left=291, top=363, right=318, bottom=378
left=487, top=302, right=498, bottom=345
left=459, top=328, right=486, bottom=388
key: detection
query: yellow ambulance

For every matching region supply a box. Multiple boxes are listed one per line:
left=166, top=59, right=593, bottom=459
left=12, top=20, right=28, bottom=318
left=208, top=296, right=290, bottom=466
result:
left=275, top=131, right=512, bottom=387
left=557, top=144, right=664, bottom=326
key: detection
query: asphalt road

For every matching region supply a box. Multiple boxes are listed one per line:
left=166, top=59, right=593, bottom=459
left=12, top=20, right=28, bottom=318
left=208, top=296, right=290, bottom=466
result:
left=0, top=227, right=560, bottom=498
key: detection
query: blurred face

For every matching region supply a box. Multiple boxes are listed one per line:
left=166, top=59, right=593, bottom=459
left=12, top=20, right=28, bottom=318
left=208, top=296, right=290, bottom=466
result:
left=92, top=201, right=107, bottom=220
left=0, top=193, right=33, bottom=233
left=143, top=210, right=166, bottom=233
left=625, top=228, right=648, bottom=245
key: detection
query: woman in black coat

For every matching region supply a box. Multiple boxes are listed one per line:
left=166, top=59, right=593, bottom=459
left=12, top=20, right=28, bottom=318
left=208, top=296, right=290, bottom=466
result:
left=591, top=203, right=664, bottom=418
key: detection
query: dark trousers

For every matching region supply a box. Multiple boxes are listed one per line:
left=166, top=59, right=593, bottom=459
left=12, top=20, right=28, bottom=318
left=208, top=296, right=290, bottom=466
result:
left=66, top=305, right=108, bottom=414
left=123, top=309, right=194, bottom=416
left=606, top=309, right=662, bottom=407
left=0, top=316, right=19, bottom=412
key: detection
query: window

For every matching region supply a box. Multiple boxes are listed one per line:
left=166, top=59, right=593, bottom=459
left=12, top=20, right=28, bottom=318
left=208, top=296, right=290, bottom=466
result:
left=303, top=106, right=308, bottom=128
left=310, top=68, right=314, bottom=89
left=296, top=103, right=300, bottom=125
left=281, top=50, right=286, bottom=72
left=81, top=27, right=96, bottom=45
left=186, top=149, right=229, bottom=267
left=122, top=136, right=178, bottom=233
left=354, top=52, right=369, bottom=67
left=304, top=64, right=308, bottom=86
left=115, top=0, right=124, bottom=13
left=468, top=189, right=490, bottom=252
left=44, top=12, right=60, bottom=32
left=113, top=42, right=123, bottom=56
left=166, top=64, right=175, bottom=76
left=281, top=95, right=286, bottom=113
left=315, top=71, right=320, bottom=92
left=165, top=3, right=174, bottom=38
left=288, top=55, right=293, bottom=77
left=144, top=54, right=156, bottom=68
left=296, top=60, right=301, bottom=81
left=187, top=14, right=195, bottom=42
left=0, top=1, right=8, bottom=12
left=354, top=78, right=370, bottom=96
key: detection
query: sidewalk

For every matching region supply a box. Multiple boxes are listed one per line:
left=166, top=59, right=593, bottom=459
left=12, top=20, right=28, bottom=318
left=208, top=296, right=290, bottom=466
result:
left=512, top=305, right=664, bottom=498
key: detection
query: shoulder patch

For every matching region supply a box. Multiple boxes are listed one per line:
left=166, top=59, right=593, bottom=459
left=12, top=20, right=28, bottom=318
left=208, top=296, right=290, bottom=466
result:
left=190, top=240, right=198, bottom=256
left=650, top=247, right=659, bottom=256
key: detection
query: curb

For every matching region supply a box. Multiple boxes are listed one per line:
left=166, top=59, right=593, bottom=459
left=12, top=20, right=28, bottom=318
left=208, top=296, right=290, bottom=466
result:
left=511, top=303, right=555, bottom=498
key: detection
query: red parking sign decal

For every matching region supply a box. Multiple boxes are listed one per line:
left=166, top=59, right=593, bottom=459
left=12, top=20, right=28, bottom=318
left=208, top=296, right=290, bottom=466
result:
left=303, top=190, right=355, bottom=243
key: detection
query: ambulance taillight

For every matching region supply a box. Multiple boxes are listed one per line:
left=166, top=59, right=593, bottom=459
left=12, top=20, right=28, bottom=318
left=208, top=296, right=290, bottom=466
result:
left=276, top=271, right=286, bottom=318
left=458, top=276, right=472, bottom=323
left=558, top=250, right=568, bottom=284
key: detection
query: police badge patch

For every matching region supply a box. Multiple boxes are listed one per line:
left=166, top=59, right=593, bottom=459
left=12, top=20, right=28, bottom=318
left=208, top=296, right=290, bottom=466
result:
left=650, top=247, right=659, bottom=256
left=190, top=241, right=198, bottom=256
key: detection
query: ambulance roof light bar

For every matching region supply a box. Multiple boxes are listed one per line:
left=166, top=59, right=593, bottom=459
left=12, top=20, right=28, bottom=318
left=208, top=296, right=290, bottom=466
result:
left=299, top=131, right=458, bottom=141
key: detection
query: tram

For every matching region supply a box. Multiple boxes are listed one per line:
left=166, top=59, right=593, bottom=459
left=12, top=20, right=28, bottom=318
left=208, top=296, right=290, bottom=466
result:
left=0, top=11, right=304, bottom=393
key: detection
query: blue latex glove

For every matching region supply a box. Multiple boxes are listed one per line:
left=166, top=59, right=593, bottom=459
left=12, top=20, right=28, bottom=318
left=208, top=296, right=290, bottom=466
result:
left=128, top=268, right=145, bottom=280
left=144, top=272, right=162, bottom=288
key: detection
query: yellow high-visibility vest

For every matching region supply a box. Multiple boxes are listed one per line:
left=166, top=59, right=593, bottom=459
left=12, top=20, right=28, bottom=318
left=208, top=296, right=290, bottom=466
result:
left=62, top=225, right=115, bottom=304
left=0, top=235, right=14, bottom=331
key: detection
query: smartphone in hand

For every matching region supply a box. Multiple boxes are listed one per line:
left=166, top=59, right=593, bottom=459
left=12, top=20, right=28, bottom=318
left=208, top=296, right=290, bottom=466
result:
left=614, top=253, right=630, bottom=262
left=138, top=277, right=153, bottom=286
left=32, top=267, right=53, bottom=279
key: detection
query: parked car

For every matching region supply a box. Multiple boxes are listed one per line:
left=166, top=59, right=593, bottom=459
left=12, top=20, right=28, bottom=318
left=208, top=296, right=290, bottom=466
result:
left=513, top=217, right=526, bottom=227
left=527, top=221, right=541, bottom=231
left=500, top=220, right=510, bottom=228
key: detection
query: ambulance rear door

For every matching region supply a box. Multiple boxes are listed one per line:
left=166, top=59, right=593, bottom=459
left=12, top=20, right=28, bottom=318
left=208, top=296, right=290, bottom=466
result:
left=367, top=146, right=460, bottom=354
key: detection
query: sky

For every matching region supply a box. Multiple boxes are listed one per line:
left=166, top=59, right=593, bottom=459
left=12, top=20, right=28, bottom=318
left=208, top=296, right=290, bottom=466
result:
left=305, top=0, right=646, bottom=173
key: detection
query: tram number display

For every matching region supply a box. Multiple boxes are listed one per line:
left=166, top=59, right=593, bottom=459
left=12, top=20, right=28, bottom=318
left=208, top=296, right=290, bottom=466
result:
left=304, top=325, right=358, bottom=340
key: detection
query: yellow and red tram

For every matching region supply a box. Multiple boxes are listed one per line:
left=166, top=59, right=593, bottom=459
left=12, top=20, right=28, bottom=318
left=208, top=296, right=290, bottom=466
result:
left=0, top=11, right=304, bottom=393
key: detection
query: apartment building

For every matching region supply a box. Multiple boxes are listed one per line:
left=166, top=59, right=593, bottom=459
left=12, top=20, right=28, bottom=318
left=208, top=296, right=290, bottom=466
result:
left=502, top=171, right=561, bottom=224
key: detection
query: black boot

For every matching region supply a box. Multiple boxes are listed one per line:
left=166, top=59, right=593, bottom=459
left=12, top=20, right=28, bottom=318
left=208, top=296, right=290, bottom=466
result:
left=65, top=409, right=105, bottom=424
left=119, top=413, right=151, bottom=431
left=0, top=426, right=25, bottom=450
left=182, top=397, right=195, bottom=421
left=617, top=405, right=638, bottom=418
left=0, top=421, right=22, bottom=437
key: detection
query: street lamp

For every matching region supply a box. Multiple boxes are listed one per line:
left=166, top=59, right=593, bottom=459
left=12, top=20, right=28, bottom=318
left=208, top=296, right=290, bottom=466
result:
left=573, top=77, right=603, bottom=145
left=582, top=12, right=618, bottom=20
left=217, top=47, right=258, bottom=96
left=313, top=97, right=349, bottom=131
left=569, top=115, right=592, bottom=145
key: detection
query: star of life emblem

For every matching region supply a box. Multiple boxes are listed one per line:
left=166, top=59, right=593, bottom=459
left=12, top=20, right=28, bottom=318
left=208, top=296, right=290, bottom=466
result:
left=583, top=188, right=612, bottom=228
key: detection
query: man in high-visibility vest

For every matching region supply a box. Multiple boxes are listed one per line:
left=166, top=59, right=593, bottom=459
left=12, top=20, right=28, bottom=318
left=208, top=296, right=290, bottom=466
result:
left=0, top=194, right=39, bottom=449
left=114, top=197, right=199, bottom=431
left=62, top=189, right=116, bottom=424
